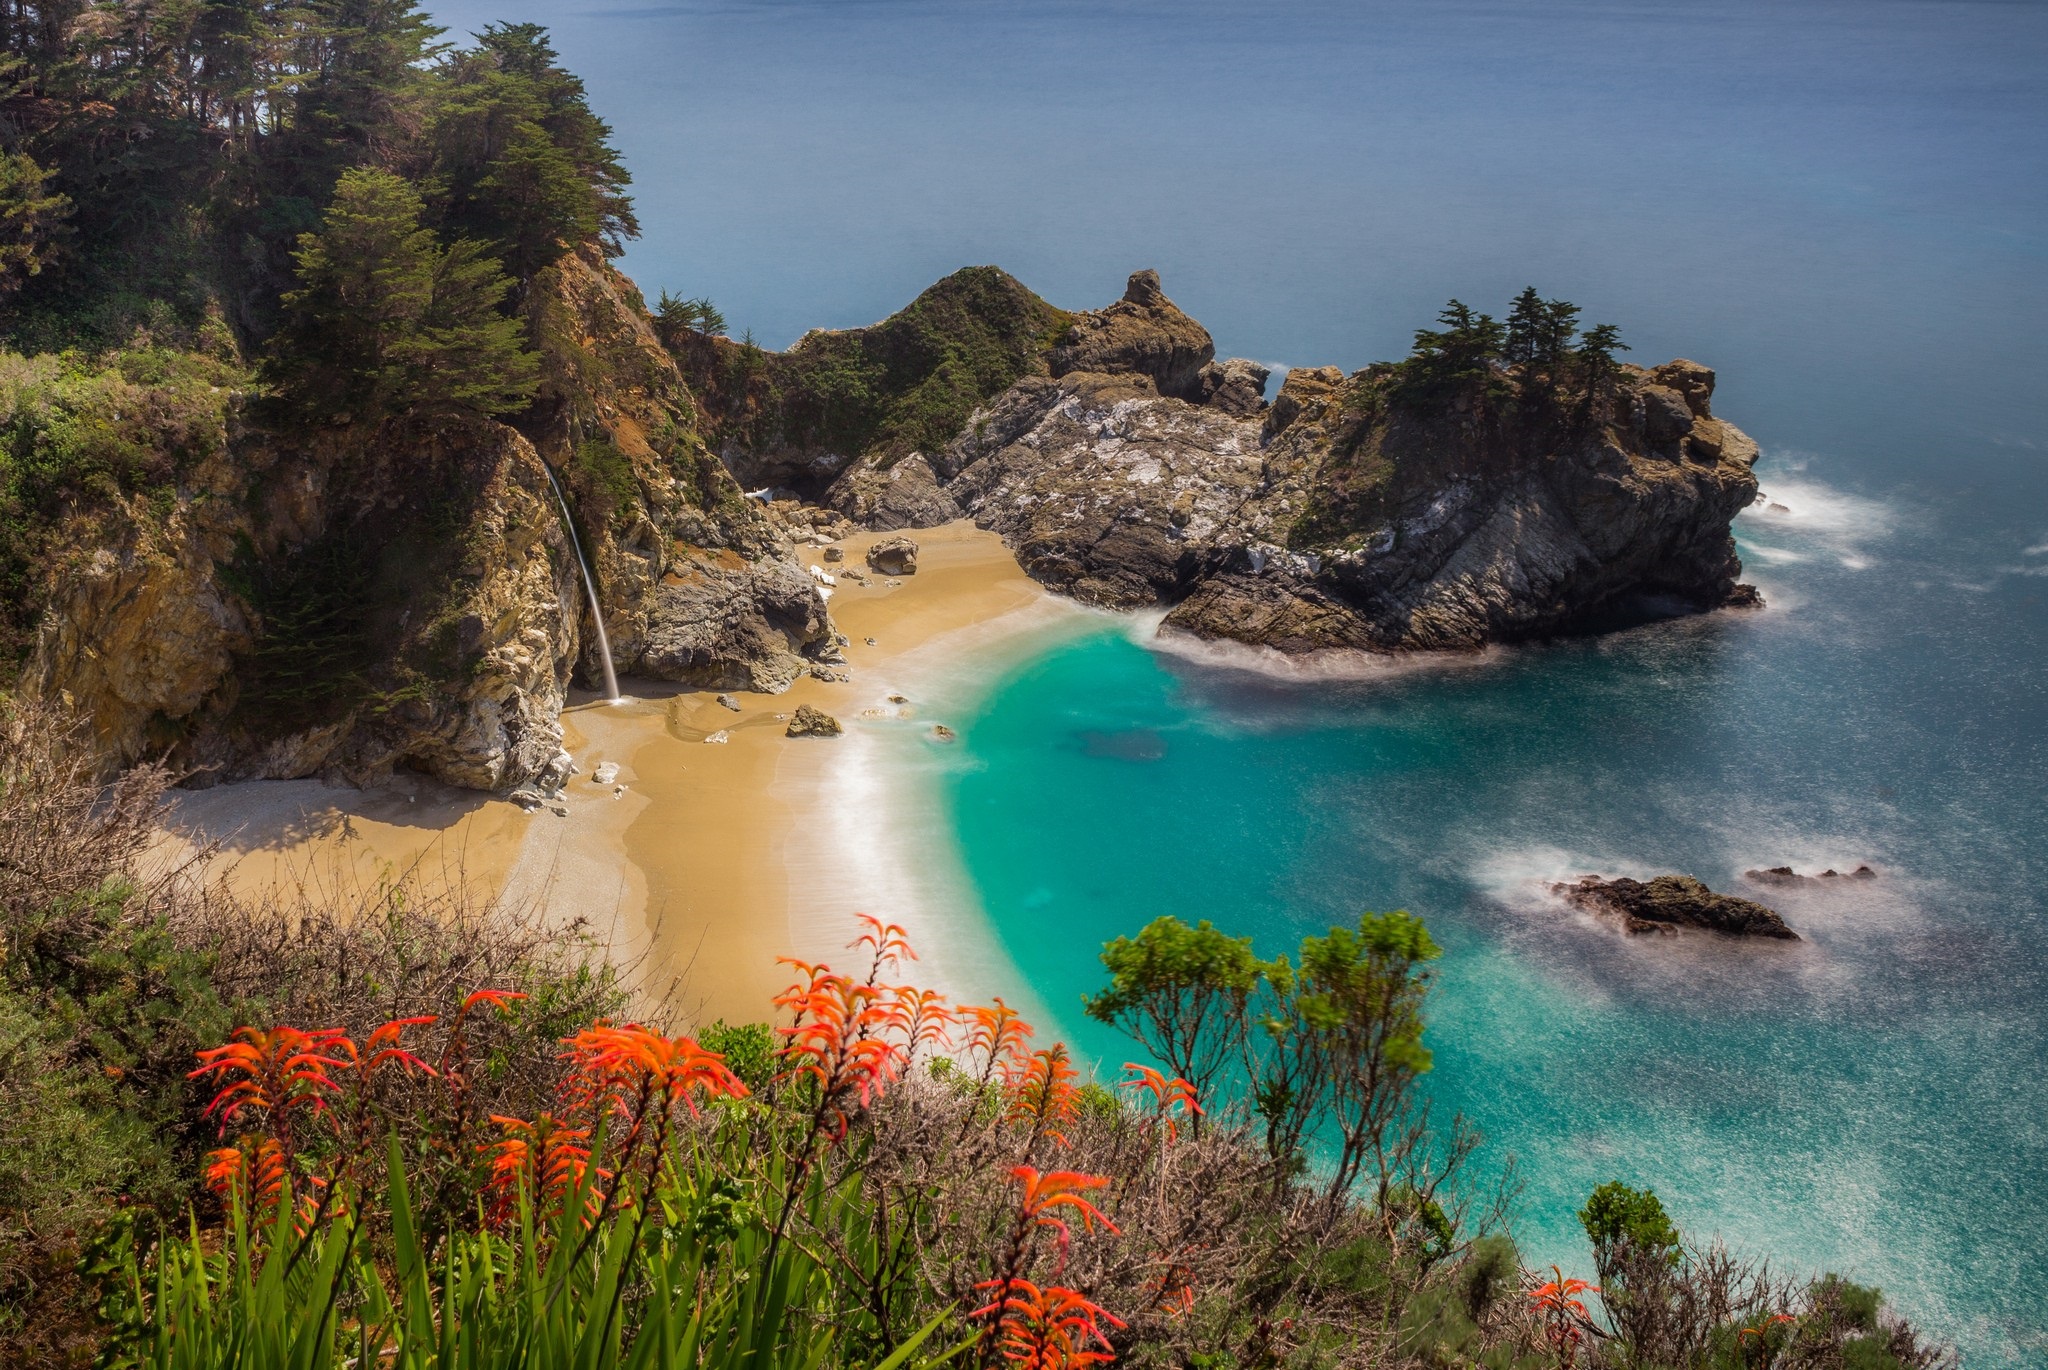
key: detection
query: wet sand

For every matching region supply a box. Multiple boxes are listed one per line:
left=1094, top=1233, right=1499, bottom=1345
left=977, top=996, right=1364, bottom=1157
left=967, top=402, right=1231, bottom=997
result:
left=160, top=522, right=1084, bottom=1026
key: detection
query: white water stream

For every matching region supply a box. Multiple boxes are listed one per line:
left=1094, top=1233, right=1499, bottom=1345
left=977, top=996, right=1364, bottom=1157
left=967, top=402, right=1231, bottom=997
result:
left=541, top=463, right=622, bottom=703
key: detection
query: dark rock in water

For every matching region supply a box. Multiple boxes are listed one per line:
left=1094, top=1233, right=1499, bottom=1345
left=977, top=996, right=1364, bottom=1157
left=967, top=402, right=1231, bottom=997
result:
left=823, top=546, right=844, bottom=563
left=1744, top=864, right=1878, bottom=887
left=931, top=724, right=957, bottom=742
left=1724, top=583, right=1765, bottom=608
left=866, top=536, right=919, bottom=575
left=716, top=693, right=744, bottom=711
left=1553, top=874, right=1798, bottom=940
left=786, top=704, right=843, bottom=737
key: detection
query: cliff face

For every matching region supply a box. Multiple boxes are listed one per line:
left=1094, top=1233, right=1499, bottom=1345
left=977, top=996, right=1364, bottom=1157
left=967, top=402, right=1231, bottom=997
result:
left=21, top=251, right=834, bottom=790
left=833, top=271, right=1762, bottom=653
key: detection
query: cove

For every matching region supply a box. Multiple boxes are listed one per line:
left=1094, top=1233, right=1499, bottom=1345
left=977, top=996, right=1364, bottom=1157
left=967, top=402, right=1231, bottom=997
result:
left=948, top=464, right=2048, bottom=1365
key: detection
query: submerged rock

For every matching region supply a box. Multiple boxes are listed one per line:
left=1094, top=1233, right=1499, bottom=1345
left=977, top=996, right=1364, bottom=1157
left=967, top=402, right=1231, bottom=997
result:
left=786, top=704, right=843, bottom=737
left=1554, top=875, right=1799, bottom=940
left=1745, top=865, right=1878, bottom=886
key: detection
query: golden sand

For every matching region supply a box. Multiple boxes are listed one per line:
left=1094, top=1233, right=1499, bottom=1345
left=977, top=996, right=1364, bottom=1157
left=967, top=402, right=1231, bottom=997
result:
left=159, top=522, right=1087, bottom=1026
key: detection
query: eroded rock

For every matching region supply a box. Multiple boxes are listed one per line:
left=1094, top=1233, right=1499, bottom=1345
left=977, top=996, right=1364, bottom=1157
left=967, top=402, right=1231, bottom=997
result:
left=786, top=703, right=842, bottom=737
left=866, top=536, right=919, bottom=575
left=1553, top=875, right=1799, bottom=939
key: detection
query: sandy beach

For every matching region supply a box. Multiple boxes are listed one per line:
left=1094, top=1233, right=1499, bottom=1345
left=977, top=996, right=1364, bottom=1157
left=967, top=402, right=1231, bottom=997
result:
left=160, top=522, right=1095, bottom=1027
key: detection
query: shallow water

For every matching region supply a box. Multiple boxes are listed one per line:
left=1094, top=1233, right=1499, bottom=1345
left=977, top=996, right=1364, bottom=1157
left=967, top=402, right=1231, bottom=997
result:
left=413, top=0, right=2048, bottom=1356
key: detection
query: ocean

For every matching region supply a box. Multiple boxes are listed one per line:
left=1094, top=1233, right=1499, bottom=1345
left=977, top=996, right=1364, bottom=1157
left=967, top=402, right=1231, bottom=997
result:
left=420, top=1, right=2048, bottom=1358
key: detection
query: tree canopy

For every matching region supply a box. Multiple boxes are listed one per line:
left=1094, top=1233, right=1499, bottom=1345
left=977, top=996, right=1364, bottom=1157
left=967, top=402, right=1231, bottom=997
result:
left=265, top=167, right=537, bottom=424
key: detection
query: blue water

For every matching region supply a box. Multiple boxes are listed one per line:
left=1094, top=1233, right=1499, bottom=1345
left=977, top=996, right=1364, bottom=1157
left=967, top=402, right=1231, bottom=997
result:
left=950, top=472, right=2047, bottom=1362
left=418, top=1, right=2048, bottom=1358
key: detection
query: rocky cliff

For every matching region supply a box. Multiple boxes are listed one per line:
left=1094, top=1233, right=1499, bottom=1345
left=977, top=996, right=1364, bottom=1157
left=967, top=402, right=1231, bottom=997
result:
left=19, top=251, right=835, bottom=791
left=800, top=270, right=1761, bottom=653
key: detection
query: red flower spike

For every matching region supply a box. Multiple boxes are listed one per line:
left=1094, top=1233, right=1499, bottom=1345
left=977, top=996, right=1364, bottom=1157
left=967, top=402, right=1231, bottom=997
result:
left=460, top=989, right=529, bottom=1017
left=899, top=987, right=955, bottom=1059
left=480, top=1112, right=602, bottom=1225
left=1529, top=1265, right=1600, bottom=1353
left=560, top=1024, right=750, bottom=1131
left=1006, top=1046, right=1082, bottom=1147
left=963, top=999, right=1035, bottom=1079
left=850, top=913, right=917, bottom=974
left=189, top=1026, right=349, bottom=1137
left=202, top=1136, right=289, bottom=1215
left=972, top=1279, right=1126, bottom=1370
left=1008, top=1166, right=1120, bottom=1268
left=773, top=960, right=913, bottom=1134
left=336, top=1016, right=440, bottom=1079
left=1119, top=1064, right=1201, bottom=1140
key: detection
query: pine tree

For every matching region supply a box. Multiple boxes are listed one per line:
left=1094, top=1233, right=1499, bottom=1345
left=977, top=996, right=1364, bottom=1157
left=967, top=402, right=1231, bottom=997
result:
left=1575, top=322, right=1630, bottom=396
left=0, top=152, right=69, bottom=299
left=424, top=23, right=637, bottom=281
left=266, top=167, right=536, bottom=424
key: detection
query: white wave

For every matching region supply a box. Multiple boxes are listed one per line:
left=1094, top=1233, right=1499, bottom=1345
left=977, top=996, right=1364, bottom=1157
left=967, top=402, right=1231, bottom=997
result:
left=1739, top=465, right=1901, bottom=575
left=2024, top=541, right=2048, bottom=557
left=1140, top=615, right=1510, bottom=684
left=777, top=597, right=1097, bottom=1043
left=1741, top=541, right=1810, bottom=565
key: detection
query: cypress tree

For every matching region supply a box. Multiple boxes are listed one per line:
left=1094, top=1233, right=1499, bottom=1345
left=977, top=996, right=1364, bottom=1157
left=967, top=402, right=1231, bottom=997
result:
left=266, top=166, right=536, bottom=424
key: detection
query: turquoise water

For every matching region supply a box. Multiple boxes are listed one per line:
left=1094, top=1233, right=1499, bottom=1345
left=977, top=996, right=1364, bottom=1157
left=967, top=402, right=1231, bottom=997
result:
left=948, top=466, right=2048, bottom=1364
left=414, top=0, right=2048, bottom=1357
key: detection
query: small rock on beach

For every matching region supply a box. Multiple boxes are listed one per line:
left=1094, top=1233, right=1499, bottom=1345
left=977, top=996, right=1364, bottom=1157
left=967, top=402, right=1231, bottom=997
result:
left=787, top=705, right=843, bottom=737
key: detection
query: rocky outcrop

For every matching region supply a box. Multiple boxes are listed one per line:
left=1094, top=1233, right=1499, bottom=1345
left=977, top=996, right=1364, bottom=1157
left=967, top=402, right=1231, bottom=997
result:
left=785, top=703, right=842, bottom=737
left=1744, top=865, right=1878, bottom=887
left=1047, top=270, right=1215, bottom=401
left=1553, top=875, right=1799, bottom=939
left=827, top=453, right=961, bottom=530
left=23, top=251, right=836, bottom=793
left=866, top=536, right=919, bottom=575
left=669, top=266, right=1071, bottom=499
left=822, top=271, right=1760, bottom=655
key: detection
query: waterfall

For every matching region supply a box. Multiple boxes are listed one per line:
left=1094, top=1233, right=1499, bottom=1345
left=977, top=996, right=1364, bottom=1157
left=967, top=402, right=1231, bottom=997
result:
left=541, top=463, right=623, bottom=703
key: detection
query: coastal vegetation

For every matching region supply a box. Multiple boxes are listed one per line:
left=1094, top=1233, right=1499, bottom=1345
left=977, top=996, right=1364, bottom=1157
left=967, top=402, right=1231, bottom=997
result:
left=0, top=701, right=1953, bottom=1369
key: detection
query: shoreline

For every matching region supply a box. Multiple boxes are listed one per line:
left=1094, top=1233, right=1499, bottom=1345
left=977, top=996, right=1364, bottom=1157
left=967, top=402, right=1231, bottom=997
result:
left=158, top=522, right=1098, bottom=1028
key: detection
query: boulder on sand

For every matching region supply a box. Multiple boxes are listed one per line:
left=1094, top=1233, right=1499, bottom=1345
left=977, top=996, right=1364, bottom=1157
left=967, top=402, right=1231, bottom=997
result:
left=786, top=704, right=843, bottom=737
left=866, top=536, right=919, bottom=575
left=1552, top=874, right=1798, bottom=940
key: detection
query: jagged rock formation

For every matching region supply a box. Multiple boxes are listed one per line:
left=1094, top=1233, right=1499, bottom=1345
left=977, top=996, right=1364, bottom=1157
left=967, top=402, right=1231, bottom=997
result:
left=21, top=251, right=835, bottom=791
left=784, top=270, right=1762, bottom=654
left=669, top=266, right=1071, bottom=512
left=1554, top=874, right=1799, bottom=940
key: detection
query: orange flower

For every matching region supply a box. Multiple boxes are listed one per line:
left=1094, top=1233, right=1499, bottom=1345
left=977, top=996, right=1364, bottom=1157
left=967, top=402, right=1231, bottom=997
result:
left=481, top=1112, right=601, bottom=1224
left=899, top=987, right=955, bottom=1060
left=850, top=914, right=917, bottom=975
left=1005, top=1046, right=1081, bottom=1147
left=330, top=1016, right=439, bottom=1079
left=561, top=1023, right=749, bottom=1129
left=202, top=1136, right=287, bottom=1210
left=460, top=988, right=529, bottom=1018
left=963, top=999, right=1034, bottom=1081
left=972, top=1279, right=1126, bottom=1370
left=774, top=961, right=911, bottom=1133
left=1119, top=1065, right=1201, bottom=1140
left=1009, top=1166, right=1120, bottom=1267
left=189, top=1025, right=349, bottom=1138
left=1529, top=1265, right=1599, bottom=1354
